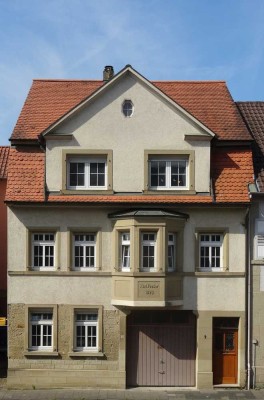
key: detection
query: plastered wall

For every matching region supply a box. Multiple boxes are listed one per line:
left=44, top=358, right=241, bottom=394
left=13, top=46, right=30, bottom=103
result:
left=45, top=75, right=212, bottom=193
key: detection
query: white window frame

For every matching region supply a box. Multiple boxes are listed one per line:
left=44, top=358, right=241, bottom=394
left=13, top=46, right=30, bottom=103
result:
left=67, top=157, right=107, bottom=190
left=199, top=233, right=223, bottom=271
left=168, top=233, right=176, bottom=272
left=149, top=157, right=188, bottom=190
left=255, top=219, right=264, bottom=260
left=141, top=232, right=157, bottom=272
left=73, top=233, right=96, bottom=270
left=120, top=232, right=130, bottom=271
left=31, top=233, right=55, bottom=270
left=29, top=311, right=53, bottom=351
left=74, top=311, right=98, bottom=352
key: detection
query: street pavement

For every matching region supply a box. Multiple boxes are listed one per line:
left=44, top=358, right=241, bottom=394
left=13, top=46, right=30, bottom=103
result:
left=0, top=387, right=264, bottom=400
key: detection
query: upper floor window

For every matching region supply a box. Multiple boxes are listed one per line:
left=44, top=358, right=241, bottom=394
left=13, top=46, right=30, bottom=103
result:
left=199, top=233, right=223, bottom=270
left=255, top=219, right=264, bottom=260
left=168, top=233, right=176, bottom=271
left=141, top=232, right=157, bottom=271
left=73, top=233, right=96, bottom=270
left=122, top=100, right=134, bottom=117
left=67, top=157, right=107, bottom=190
left=32, top=233, right=55, bottom=269
left=120, top=232, right=130, bottom=271
left=150, top=158, right=187, bottom=189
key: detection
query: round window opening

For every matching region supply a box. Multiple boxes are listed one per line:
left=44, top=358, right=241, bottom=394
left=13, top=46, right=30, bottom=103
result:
left=122, top=100, right=134, bottom=117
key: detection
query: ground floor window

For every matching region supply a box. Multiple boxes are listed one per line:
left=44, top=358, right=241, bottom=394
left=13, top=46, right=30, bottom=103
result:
left=75, top=311, right=98, bottom=351
left=29, top=311, right=53, bottom=351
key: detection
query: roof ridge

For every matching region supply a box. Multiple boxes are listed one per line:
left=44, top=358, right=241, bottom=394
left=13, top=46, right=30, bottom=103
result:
left=153, top=80, right=226, bottom=84
left=236, top=101, right=264, bottom=104
left=32, top=78, right=227, bottom=84
left=33, top=79, right=103, bottom=83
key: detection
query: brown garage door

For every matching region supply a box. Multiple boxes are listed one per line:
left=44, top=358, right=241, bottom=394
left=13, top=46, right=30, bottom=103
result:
left=126, top=311, right=196, bottom=387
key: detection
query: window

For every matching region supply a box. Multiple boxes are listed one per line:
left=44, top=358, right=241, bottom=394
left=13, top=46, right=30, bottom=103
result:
left=150, top=158, right=187, bottom=189
left=255, top=220, right=264, bottom=259
left=73, top=234, right=96, bottom=270
left=32, top=233, right=55, bottom=269
left=120, top=232, right=130, bottom=271
left=29, top=311, right=53, bottom=351
left=199, top=234, right=223, bottom=270
left=67, top=157, right=107, bottom=190
left=168, top=233, right=176, bottom=271
left=74, top=311, right=98, bottom=351
left=122, top=100, right=134, bottom=117
left=141, top=232, right=156, bottom=271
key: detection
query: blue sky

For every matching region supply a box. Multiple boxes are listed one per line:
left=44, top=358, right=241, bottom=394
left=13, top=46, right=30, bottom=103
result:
left=0, top=0, right=264, bottom=144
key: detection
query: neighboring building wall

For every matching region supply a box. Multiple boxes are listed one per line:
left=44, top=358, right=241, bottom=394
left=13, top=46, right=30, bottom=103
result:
left=249, top=200, right=264, bottom=386
left=0, top=179, right=7, bottom=317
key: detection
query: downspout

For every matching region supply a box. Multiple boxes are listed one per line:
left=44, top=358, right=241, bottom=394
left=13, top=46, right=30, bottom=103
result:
left=246, top=204, right=251, bottom=390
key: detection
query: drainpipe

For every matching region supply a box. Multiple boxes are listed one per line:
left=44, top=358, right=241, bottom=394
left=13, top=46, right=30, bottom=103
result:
left=246, top=205, right=252, bottom=390
left=252, top=339, right=258, bottom=389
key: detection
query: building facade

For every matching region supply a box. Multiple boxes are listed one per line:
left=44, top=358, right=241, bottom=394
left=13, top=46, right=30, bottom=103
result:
left=237, top=102, right=264, bottom=388
left=6, top=66, right=253, bottom=389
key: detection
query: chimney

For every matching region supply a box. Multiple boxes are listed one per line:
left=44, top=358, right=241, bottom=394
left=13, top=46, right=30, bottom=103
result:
left=103, top=66, right=114, bottom=81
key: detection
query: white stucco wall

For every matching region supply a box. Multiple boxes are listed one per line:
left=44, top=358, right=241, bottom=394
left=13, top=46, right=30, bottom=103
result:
left=8, top=206, right=247, bottom=310
left=45, top=75, right=212, bottom=193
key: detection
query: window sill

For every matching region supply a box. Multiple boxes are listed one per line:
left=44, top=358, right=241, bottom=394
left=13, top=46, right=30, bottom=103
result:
left=68, top=351, right=104, bottom=358
left=61, top=189, right=114, bottom=195
left=143, top=189, right=196, bottom=195
left=24, top=351, right=59, bottom=357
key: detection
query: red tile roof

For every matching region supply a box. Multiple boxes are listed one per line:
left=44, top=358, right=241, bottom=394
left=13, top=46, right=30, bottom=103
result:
left=5, top=147, right=252, bottom=204
left=6, top=147, right=45, bottom=202
left=0, top=147, right=10, bottom=179
left=11, top=79, right=251, bottom=141
left=212, top=148, right=253, bottom=202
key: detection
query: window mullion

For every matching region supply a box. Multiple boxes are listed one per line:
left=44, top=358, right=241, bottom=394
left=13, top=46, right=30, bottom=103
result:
left=86, top=162, right=89, bottom=189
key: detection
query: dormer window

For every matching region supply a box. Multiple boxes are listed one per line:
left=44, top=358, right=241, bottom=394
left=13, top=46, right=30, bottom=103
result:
left=122, top=100, right=134, bottom=117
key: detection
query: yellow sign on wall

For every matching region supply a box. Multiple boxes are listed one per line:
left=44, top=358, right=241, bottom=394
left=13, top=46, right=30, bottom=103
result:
left=0, top=317, right=6, bottom=326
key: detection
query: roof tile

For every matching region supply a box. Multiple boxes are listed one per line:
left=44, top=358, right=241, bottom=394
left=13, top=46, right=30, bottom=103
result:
left=11, top=79, right=251, bottom=141
left=236, top=102, right=264, bottom=191
left=0, top=146, right=10, bottom=179
left=5, top=147, right=252, bottom=204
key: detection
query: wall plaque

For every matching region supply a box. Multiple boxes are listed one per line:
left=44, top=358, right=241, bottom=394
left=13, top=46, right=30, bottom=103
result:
left=138, top=281, right=160, bottom=298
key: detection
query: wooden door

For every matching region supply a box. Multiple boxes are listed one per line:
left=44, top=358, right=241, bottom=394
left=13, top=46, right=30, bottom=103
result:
left=213, top=327, right=238, bottom=384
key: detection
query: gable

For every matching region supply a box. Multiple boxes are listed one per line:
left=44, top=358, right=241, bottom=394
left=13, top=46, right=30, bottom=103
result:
left=10, top=66, right=252, bottom=142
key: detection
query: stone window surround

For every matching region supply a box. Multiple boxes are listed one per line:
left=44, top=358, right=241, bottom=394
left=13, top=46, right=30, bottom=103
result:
left=61, top=149, right=113, bottom=194
left=143, top=150, right=195, bottom=194
left=67, top=228, right=102, bottom=271
left=24, top=304, right=58, bottom=357
left=195, top=228, right=229, bottom=272
left=112, top=218, right=185, bottom=274
left=68, top=305, right=104, bottom=358
left=26, top=228, right=61, bottom=271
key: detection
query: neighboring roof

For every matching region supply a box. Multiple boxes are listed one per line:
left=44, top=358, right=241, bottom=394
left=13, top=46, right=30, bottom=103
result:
left=236, top=102, right=264, bottom=192
left=0, top=146, right=10, bottom=179
left=11, top=68, right=251, bottom=141
left=6, top=147, right=253, bottom=204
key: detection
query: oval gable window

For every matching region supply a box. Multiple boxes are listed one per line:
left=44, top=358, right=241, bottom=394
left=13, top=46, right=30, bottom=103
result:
left=122, top=100, right=134, bottom=117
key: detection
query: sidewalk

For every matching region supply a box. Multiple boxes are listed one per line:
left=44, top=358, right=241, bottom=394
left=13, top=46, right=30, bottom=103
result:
left=0, top=387, right=264, bottom=400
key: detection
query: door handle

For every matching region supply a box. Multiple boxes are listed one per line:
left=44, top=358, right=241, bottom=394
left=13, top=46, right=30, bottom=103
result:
left=158, top=371, right=165, bottom=374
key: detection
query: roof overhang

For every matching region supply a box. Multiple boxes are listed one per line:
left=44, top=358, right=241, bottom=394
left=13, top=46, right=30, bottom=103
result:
left=108, top=208, right=189, bottom=220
